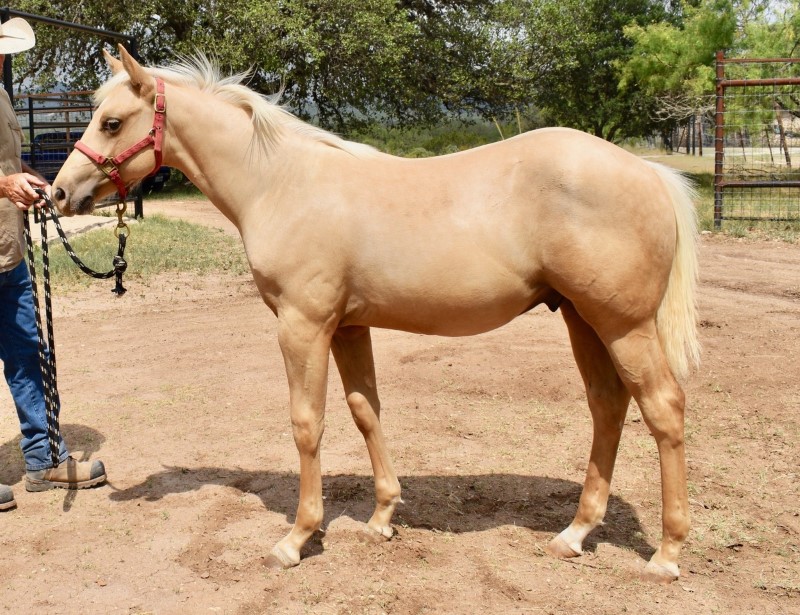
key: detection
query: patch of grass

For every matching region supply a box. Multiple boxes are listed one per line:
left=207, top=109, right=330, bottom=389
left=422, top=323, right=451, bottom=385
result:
left=43, top=214, right=249, bottom=290
left=143, top=180, right=205, bottom=201
left=639, top=151, right=715, bottom=175
left=681, top=171, right=716, bottom=233
left=628, top=148, right=800, bottom=240
left=645, top=153, right=799, bottom=241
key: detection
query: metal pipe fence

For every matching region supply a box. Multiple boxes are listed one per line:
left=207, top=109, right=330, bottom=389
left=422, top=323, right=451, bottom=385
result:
left=714, top=52, right=800, bottom=228
left=16, top=91, right=93, bottom=182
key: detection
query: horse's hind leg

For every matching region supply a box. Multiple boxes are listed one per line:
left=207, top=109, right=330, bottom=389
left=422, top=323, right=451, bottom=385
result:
left=605, top=321, right=689, bottom=583
left=547, top=301, right=632, bottom=559
left=331, top=326, right=402, bottom=539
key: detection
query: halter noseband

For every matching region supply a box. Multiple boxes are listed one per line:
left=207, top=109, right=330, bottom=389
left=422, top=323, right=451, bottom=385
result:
left=74, top=77, right=166, bottom=201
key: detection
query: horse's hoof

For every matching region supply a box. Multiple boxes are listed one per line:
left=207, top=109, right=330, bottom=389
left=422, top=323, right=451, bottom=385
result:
left=641, top=560, right=679, bottom=584
left=264, top=546, right=299, bottom=570
left=361, top=523, right=393, bottom=544
left=545, top=535, right=582, bottom=559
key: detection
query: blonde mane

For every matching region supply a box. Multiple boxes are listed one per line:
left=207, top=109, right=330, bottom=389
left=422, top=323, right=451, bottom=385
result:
left=95, top=53, right=375, bottom=158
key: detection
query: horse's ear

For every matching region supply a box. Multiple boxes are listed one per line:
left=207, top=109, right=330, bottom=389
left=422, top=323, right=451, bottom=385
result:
left=103, top=48, right=124, bottom=76
left=117, top=43, right=153, bottom=94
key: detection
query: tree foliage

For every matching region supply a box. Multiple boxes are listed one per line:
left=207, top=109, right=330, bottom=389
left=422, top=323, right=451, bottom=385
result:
left=506, top=0, right=675, bottom=141
left=9, top=0, right=514, bottom=128
left=620, top=0, right=799, bottom=99
left=743, top=0, right=800, bottom=57
left=5, top=0, right=798, bottom=139
left=621, top=0, right=736, bottom=98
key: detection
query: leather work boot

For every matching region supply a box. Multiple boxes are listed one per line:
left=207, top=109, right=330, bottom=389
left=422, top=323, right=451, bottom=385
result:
left=0, top=485, right=16, bottom=510
left=25, top=457, right=106, bottom=492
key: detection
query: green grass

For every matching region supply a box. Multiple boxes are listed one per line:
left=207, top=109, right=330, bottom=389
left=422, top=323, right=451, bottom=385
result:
left=685, top=172, right=716, bottom=233
left=142, top=180, right=205, bottom=201
left=43, top=214, right=249, bottom=290
left=685, top=172, right=800, bottom=241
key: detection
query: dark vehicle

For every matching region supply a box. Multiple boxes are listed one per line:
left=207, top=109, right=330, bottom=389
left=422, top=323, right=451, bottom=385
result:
left=21, top=131, right=171, bottom=193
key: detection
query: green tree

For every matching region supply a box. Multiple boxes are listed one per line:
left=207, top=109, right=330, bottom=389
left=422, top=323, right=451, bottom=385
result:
left=10, top=0, right=732, bottom=141
left=620, top=0, right=737, bottom=98
left=618, top=0, right=798, bottom=142
left=744, top=1, right=800, bottom=57
left=619, top=0, right=800, bottom=101
left=8, top=0, right=521, bottom=129
left=498, top=0, right=675, bottom=142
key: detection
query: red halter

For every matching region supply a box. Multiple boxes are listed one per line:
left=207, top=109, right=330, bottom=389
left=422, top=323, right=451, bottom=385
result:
left=74, top=77, right=166, bottom=201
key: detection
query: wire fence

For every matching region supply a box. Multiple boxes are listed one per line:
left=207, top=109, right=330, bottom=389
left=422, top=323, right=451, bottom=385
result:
left=714, top=53, right=800, bottom=228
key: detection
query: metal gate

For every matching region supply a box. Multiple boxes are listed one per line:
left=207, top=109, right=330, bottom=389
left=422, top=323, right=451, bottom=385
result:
left=714, top=52, right=800, bottom=228
left=16, top=90, right=93, bottom=182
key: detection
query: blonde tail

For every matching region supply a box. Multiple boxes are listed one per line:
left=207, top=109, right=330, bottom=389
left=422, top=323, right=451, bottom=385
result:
left=648, top=162, right=701, bottom=381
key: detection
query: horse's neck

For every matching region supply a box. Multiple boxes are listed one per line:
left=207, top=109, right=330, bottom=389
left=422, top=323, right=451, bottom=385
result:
left=164, top=87, right=277, bottom=227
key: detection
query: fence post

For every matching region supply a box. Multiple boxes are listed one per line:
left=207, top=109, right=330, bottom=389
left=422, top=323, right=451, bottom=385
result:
left=698, top=114, right=703, bottom=157
left=134, top=188, right=143, bottom=218
left=714, top=50, right=725, bottom=229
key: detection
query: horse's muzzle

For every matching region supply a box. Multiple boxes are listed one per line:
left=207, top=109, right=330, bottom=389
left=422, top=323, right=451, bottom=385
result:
left=50, top=186, right=95, bottom=217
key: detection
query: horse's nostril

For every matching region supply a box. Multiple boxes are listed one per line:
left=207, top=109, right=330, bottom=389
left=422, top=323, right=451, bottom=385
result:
left=54, top=187, right=65, bottom=201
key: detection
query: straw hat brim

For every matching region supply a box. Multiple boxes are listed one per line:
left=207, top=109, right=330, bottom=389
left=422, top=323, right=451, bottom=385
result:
left=0, top=18, right=35, bottom=55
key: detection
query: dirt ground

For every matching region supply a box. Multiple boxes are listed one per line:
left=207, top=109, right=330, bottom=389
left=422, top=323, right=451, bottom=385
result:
left=0, top=199, right=797, bottom=615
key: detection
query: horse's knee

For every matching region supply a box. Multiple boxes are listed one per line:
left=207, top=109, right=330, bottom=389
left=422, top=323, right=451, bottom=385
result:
left=291, top=414, right=324, bottom=454
left=665, top=506, right=690, bottom=543
left=375, top=476, right=402, bottom=505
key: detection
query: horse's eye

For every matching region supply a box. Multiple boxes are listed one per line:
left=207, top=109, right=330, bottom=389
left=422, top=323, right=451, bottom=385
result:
left=103, top=118, right=122, bottom=133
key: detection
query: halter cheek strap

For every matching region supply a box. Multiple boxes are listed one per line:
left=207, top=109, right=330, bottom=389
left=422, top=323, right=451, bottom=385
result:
left=74, top=77, right=166, bottom=201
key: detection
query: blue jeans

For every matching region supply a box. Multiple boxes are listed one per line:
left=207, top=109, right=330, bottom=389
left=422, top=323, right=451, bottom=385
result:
left=0, top=260, right=68, bottom=471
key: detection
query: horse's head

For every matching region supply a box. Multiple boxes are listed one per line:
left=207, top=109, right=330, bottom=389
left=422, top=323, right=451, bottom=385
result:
left=52, top=45, right=165, bottom=216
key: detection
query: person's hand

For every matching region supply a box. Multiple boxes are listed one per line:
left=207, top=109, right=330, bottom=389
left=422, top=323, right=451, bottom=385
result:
left=0, top=173, right=49, bottom=210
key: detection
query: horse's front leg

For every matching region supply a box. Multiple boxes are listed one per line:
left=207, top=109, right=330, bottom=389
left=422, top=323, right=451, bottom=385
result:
left=267, top=312, right=334, bottom=569
left=331, top=326, right=401, bottom=540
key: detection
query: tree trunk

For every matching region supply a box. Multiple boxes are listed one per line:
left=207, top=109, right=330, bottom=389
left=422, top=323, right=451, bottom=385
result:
left=775, top=101, right=792, bottom=169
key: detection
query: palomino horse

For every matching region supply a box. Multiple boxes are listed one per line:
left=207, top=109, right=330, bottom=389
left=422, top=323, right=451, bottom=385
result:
left=52, top=46, right=700, bottom=583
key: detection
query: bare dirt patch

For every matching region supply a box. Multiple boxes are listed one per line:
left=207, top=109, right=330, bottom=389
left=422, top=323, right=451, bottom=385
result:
left=0, top=200, right=798, bottom=614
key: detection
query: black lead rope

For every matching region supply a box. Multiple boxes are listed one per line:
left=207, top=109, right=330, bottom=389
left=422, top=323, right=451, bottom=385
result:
left=31, top=190, right=129, bottom=294
left=22, top=205, right=61, bottom=467
left=22, top=190, right=130, bottom=466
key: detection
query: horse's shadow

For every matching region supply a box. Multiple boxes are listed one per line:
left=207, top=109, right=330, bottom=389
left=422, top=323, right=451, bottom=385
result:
left=0, top=427, right=654, bottom=560
left=108, top=465, right=655, bottom=560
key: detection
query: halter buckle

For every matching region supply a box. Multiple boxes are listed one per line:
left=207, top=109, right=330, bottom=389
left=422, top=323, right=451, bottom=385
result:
left=154, top=90, right=166, bottom=113
left=100, top=157, right=118, bottom=177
